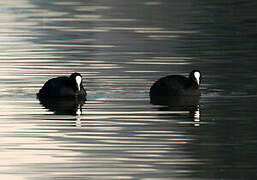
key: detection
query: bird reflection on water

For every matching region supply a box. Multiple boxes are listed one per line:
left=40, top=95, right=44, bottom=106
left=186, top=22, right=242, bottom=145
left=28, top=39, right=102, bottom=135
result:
left=150, top=94, right=201, bottom=124
left=38, top=96, right=86, bottom=115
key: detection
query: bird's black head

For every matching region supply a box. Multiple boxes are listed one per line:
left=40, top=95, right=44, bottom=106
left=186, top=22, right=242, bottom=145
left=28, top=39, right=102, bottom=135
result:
left=189, top=70, right=201, bottom=86
left=69, top=72, right=83, bottom=92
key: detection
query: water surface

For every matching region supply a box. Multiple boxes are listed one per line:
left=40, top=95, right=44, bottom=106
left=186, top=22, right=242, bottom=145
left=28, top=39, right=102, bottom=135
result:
left=0, top=0, right=257, bottom=179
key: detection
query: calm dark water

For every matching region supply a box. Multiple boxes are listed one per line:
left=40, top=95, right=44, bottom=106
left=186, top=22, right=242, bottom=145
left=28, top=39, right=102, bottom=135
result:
left=0, top=0, right=257, bottom=179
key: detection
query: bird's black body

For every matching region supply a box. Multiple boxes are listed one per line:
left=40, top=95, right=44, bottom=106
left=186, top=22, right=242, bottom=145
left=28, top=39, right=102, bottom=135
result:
left=37, top=73, right=87, bottom=99
left=150, top=70, right=201, bottom=105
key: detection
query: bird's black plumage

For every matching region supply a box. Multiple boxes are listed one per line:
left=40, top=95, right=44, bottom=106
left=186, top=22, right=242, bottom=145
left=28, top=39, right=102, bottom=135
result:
left=150, top=70, right=201, bottom=100
left=37, top=73, right=87, bottom=98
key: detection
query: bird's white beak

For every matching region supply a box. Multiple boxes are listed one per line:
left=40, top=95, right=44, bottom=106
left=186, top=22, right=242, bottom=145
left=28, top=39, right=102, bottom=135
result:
left=196, top=77, right=200, bottom=85
left=75, top=76, right=82, bottom=91
left=194, top=72, right=200, bottom=85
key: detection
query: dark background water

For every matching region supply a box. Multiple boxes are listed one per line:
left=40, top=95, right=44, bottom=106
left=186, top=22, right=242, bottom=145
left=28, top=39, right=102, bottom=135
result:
left=0, top=0, right=256, bottom=179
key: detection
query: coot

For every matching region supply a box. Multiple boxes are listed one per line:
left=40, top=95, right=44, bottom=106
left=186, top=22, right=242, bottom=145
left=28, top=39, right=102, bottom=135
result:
left=150, top=70, right=201, bottom=98
left=37, top=72, right=87, bottom=98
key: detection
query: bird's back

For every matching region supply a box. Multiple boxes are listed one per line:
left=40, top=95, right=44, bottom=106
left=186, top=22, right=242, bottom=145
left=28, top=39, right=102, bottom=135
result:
left=37, top=76, right=69, bottom=97
left=150, top=75, right=190, bottom=96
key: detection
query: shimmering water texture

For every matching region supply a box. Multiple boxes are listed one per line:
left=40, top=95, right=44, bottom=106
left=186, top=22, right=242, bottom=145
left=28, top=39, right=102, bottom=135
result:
left=0, top=0, right=257, bottom=180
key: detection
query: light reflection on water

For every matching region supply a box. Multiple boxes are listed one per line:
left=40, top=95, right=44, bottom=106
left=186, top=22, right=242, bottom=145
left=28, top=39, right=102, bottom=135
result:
left=0, top=0, right=257, bottom=179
